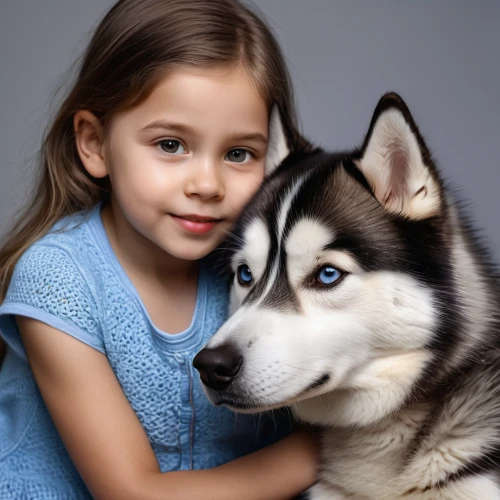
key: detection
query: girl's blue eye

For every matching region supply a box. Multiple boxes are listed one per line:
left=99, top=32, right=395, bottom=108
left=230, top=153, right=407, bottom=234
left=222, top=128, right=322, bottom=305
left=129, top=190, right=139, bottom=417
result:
left=316, top=265, right=342, bottom=286
left=237, top=264, right=253, bottom=286
left=159, top=140, right=185, bottom=155
left=225, top=149, right=252, bottom=164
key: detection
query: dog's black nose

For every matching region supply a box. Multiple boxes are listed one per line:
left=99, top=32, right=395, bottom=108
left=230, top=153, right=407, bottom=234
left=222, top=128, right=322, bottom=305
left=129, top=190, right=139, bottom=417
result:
left=193, top=344, right=242, bottom=391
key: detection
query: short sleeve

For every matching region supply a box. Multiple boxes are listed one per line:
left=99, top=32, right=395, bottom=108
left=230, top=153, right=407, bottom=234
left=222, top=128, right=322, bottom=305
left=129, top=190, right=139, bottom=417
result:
left=0, top=243, right=104, bottom=360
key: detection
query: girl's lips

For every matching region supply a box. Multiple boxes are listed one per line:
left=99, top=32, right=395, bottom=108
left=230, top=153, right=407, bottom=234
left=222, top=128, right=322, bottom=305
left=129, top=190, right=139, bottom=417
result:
left=171, top=214, right=222, bottom=234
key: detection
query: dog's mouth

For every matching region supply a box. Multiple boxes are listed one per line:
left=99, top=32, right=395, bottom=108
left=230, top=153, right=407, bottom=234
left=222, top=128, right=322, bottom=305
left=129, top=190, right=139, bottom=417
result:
left=213, top=396, right=291, bottom=414
left=205, top=371, right=332, bottom=413
left=213, top=398, right=265, bottom=412
left=305, top=373, right=331, bottom=391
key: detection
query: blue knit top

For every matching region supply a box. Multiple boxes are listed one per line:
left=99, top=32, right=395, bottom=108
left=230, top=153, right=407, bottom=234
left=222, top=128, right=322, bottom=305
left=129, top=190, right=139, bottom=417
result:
left=0, top=204, right=288, bottom=499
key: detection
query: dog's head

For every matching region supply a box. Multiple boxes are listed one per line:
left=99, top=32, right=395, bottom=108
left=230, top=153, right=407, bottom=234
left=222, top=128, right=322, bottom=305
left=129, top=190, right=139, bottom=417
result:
left=194, top=93, right=490, bottom=427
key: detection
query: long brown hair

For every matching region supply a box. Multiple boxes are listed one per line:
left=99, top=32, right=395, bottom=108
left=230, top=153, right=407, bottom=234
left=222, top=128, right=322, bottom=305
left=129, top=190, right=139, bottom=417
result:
left=0, top=0, right=305, bottom=301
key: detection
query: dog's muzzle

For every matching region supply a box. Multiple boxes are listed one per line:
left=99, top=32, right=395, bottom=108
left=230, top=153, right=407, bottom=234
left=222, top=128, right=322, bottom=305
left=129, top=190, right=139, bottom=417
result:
left=193, top=344, right=242, bottom=391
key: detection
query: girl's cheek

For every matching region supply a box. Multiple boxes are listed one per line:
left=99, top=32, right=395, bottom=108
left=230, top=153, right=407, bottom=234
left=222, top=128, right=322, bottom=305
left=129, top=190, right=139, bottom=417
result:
left=247, top=175, right=265, bottom=198
left=233, top=182, right=261, bottom=214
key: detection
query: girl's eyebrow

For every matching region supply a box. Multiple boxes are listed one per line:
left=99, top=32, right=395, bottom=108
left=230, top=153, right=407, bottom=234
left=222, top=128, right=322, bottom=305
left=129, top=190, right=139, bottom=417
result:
left=141, top=120, right=268, bottom=146
left=141, top=120, right=194, bottom=135
left=230, top=132, right=268, bottom=147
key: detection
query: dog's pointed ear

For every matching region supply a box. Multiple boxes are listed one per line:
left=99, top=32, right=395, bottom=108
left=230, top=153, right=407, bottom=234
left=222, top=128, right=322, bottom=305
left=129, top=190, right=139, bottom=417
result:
left=265, top=106, right=290, bottom=175
left=356, top=93, right=442, bottom=220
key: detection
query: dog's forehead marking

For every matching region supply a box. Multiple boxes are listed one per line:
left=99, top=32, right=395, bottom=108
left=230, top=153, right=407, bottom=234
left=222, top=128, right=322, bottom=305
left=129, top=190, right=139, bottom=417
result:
left=286, top=219, right=332, bottom=285
left=286, top=219, right=333, bottom=258
left=235, top=218, right=270, bottom=280
left=255, top=175, right=307, bottom=308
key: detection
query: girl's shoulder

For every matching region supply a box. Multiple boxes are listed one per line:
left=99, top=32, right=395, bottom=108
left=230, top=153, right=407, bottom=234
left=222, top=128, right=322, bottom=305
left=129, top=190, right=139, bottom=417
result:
left=37, top=205, right=101, bottom=261
left=10, top=206, right=105, bottom=302
left=0, top=206, right=106, bottom=359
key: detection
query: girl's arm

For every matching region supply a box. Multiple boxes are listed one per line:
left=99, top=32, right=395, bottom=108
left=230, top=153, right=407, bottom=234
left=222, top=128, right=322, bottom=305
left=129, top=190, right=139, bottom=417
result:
left=18, top=316, right=317, bottom=500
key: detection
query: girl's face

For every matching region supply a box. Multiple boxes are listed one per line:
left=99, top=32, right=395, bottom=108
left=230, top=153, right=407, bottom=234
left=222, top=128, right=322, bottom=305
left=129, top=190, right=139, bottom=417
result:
left=102, top=65, right=268, bottom=262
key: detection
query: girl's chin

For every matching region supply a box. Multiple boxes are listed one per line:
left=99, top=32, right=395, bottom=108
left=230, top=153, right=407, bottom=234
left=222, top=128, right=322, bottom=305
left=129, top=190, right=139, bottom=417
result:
left=163, top=241, right=220, bottom=262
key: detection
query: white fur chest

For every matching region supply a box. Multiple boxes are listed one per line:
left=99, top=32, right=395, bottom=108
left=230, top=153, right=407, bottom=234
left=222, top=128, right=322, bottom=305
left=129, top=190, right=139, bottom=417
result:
left=316, top=408, right=426, bottom=499
left=306, top=402, right=500, bottom=500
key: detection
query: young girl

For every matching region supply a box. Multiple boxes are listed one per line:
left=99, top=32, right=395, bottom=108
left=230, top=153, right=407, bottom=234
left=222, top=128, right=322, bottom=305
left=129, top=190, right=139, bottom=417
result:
left=0, top=1, right=318, bottom=498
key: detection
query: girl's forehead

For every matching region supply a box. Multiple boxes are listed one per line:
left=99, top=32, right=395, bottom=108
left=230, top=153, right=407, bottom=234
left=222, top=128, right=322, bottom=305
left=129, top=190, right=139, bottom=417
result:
left=113, top=65, right=269, bottom=138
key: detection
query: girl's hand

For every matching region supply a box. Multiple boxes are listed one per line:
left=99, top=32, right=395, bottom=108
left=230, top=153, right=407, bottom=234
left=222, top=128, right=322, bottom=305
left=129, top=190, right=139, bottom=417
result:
left=18, top=316, right=318, bottom=500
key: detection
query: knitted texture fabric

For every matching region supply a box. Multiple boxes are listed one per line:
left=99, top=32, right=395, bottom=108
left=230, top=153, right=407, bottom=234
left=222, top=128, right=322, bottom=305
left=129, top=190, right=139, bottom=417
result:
left=0, top=205, right=289, bottom=498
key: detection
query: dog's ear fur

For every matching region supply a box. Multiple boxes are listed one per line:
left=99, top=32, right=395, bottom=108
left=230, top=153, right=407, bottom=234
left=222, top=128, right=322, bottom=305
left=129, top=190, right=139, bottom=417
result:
left=265, top=106, right=290, bottom=175
left=356, top=93, right=442, bottom=220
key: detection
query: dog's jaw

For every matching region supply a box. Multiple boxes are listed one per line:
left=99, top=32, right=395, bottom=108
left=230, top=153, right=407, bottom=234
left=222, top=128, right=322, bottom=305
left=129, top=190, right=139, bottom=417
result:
left=292, top=350, right=432, bottom=427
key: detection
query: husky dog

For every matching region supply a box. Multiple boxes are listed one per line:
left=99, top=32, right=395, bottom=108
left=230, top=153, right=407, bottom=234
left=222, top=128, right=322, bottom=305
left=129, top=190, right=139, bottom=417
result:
left=193, top=93, right=500, bottom=499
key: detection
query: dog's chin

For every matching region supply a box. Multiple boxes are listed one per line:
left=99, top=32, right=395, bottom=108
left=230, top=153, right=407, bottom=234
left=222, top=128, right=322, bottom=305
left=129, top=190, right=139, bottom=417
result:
left=202, top=373, right=334, bottom=414
left=204, top=390, right=287, bottom=413
left=219, top=399, right=284, bottom=414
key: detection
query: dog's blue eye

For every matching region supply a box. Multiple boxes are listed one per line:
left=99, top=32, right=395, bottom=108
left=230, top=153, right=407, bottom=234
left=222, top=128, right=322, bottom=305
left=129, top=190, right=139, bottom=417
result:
left=316, top=265, right=341, bottom=285
left=237, top=265, right=253, bottom=286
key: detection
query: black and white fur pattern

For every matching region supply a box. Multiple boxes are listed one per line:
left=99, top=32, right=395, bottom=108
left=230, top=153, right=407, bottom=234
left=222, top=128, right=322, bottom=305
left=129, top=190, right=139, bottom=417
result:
left=194, top=93, right=500, bottom=499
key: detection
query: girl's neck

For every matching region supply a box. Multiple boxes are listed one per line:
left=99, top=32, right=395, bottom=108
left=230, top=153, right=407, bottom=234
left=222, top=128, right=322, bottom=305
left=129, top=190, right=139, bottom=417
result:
left=100, top=202, right=200, bottom=334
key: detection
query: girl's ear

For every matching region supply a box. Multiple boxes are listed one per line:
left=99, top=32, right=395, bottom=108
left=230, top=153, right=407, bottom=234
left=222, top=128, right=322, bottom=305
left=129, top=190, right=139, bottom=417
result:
left=74, top=110, right=108, bottom=179
left=265, top=106, right=290, bottom=175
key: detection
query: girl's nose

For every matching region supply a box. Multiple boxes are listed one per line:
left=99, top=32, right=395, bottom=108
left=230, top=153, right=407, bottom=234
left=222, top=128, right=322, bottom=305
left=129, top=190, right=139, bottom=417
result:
left=185, top=157, right=225, bottom=201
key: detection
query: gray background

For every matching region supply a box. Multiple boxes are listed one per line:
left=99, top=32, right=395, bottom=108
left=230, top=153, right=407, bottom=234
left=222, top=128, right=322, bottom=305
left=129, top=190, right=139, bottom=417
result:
left=1, top=1, right=499, bottom=256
